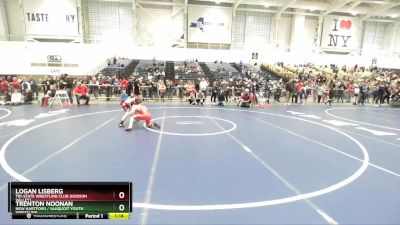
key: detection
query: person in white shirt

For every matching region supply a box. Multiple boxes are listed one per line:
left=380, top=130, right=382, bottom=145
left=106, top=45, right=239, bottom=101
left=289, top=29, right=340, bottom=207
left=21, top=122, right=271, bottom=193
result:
left=11, top=89, right=23, bottom=105
left=199, top=78, right=209, bottom=97
left=353, top=84, right=360, bottom=105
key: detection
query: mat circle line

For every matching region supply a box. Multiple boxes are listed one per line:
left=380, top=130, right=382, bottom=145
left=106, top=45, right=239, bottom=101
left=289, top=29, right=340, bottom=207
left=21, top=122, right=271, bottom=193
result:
left=325, top=107, right=400, bottom=132
left=143, top=115, right=236, bottom=136
left=0, top=108, right=12, bottom=120
left=0, top=107, right=369, bottom=210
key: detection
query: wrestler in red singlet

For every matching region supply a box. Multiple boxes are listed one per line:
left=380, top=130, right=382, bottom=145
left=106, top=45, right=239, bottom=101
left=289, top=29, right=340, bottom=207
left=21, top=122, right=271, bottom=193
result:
left=125, top=97, right=161, bottom=131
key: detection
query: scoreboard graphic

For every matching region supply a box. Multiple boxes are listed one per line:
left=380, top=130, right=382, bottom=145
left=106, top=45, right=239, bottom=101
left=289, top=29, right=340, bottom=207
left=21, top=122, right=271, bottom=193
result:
left=8, top=182, right=132, bottom=220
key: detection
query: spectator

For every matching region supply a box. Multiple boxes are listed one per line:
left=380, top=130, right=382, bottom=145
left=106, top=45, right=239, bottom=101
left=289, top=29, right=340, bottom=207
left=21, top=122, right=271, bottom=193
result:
left=165, top=79, right=172, bottom=100
left=188, top=91, right=196, bottom=105
left=220, top=79, right=229, bottom=101
left=41, top=90, right=53, bottom=107
left=73, top=83, right=90, bottom=106
left=347, top=82, right=354, bottom=103
left=217, top=90, right=225, bottom=106
left=317, top=84, right=324, bottom=103
left=284, top=79, right=294, bottom=105
left=0, top=76, right=9, bottom=97
left=24, top=89, right=33, bottom=104
left=296, top=81, right=303, bottom=104
left=359, top=83, right=366, bottom=105
left=134, top=80, right=140, bottom=96
left=177, top=80, right=184, bottom=101
left=353, top=84, right=360, bottom=105
left=337, top=82, right=345, bottom=103
left=158, top=81, right=166, bottom=102
left=196, top=90, right=205, bottom=105
left=274, top=80, right=282, bottom=103
left=11, top=77, right=20, bottom=91
left=211, top=82, right=218, bottom=103
left=325, top=82, right=333, bottom=106
left=21, top=77, right=31, bottom=96
left=30, top=77, right=38, bottom=101
left=239, top=89, right=252, bottom=108
left=120, top=90, right=128, bottom=105
left=199, top=78, right=208, bottom=97
left=11, top=89, right=23, bottom=106
left=0, top=91, right=11, bottom=105
left=121, top=78, right=128, bottom=91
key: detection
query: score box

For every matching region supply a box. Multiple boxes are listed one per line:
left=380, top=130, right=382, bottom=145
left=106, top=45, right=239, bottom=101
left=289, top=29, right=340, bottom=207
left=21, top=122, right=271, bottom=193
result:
left=8, top=182, right=132, bottom=219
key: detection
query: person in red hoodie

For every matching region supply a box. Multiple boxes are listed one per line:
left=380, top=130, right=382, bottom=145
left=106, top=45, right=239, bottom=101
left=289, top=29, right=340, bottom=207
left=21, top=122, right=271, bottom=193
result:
left=11, top=77, right=20, bottom=91
left=0, top=77, right=9, bottom=97
left=73, top=83, right=90, bottom=105
left=121, top=78, right=128, bottom=92
left=347, top=81, right=354, bottom=103
left=297, top=81, right=303, bottom=104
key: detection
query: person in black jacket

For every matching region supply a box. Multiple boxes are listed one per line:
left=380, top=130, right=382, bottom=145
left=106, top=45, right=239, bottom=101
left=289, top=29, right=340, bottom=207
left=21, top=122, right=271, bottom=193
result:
left=217, top=90, right=225, bottom=106
left=284, top=79, right=294, bottom=105
left=337, top=82, right=345, bottom=103
left=211, top=82, right=219, bottom=103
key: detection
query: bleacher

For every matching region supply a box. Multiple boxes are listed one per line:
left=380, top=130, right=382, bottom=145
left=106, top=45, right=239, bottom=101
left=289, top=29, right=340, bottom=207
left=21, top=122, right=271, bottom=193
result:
left=99, top=58, right=276, bottom=82
left=199, top=62, right=212, bottom=80
left=101, top=58, right=133, bottom=77
left=230, top=63, right=241, bottom=72
left=205, top=62, right=239, bottom=79
left=174, top=61, right=204, bottom=80
left=135, top=60, right=165, bottom=77
left=240, top=63, right=279, bottom=80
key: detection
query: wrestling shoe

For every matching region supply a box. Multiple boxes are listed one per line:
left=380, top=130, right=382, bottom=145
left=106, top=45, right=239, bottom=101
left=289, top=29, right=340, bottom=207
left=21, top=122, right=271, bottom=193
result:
left=118, top=121, right=124, bottom=127
left=153, top=123, right=161, bottom=129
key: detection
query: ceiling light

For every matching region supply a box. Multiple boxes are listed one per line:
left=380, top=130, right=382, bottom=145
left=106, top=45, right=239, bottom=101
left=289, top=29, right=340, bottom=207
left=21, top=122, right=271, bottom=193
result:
left=215, top=0, right=221, bottom=4
left=391, top=15, right=398, bottom=18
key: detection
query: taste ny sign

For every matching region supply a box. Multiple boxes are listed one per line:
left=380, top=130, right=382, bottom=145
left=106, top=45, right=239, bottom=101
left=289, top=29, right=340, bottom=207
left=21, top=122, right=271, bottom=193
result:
left=321, top=16, right=358, bottom=51
left=22, top=0, right=78, bottom=36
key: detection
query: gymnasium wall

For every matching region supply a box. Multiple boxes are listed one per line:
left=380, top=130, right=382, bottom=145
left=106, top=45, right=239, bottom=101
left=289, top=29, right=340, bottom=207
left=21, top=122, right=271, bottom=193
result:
left=277, top=15, right=292, bottom=50
left=1, top=40, right=399, bottom=76
left=231, top=10, right=274, bottom=50
left=0, top=1, right=8, bottom=41
left=84, top=0, right=134, bottom=43
left=0, top=0, right=399, bottom=75
left=0, top=41, right=112, bottom=75
left=394, top=26, right=400, bottom=54
left=4, top=0, right=24, bottom=41
left=136, top=4, right=184, bottom=47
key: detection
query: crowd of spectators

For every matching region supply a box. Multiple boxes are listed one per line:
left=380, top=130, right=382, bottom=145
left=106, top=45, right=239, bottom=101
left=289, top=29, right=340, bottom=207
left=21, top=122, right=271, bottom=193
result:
left=0, top=76, right=37, bottom=105
left=1, top=60, right=399, bottom=108
left=263, top=63, right=400, bottom=107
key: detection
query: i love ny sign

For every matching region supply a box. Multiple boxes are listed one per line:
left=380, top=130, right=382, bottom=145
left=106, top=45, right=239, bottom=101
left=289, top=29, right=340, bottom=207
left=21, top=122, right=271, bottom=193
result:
left=321, top=16, right=358, bottom=51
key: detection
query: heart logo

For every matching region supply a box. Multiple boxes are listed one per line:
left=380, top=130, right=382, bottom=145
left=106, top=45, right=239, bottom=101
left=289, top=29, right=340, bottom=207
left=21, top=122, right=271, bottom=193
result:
left=340, top=20, right=352, bottom=29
